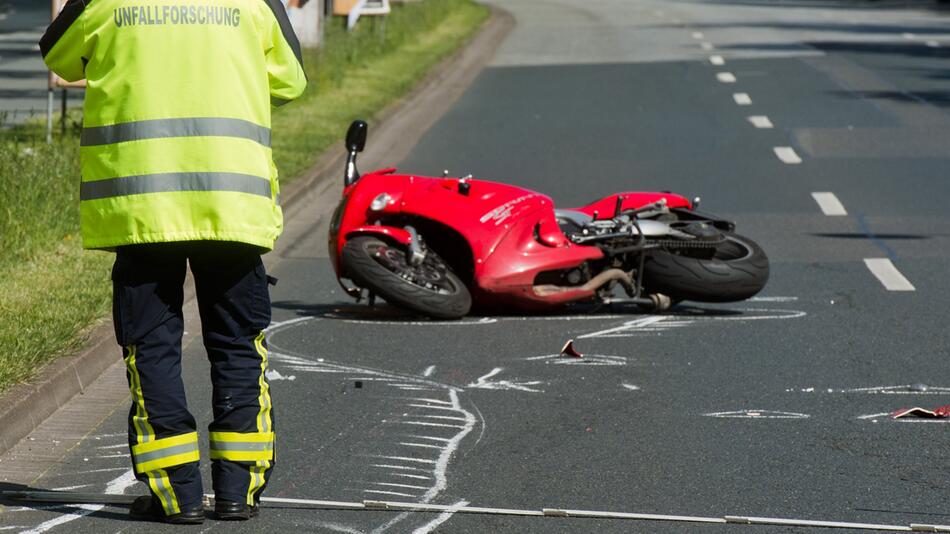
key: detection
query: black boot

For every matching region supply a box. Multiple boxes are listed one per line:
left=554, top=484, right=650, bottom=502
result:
left=214, top=499, right=260, bottom=520
left=129, top=495, right=205, bottom=524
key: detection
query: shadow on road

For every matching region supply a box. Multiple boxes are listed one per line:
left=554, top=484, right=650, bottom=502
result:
left=272, top=299, right=750, bottom=323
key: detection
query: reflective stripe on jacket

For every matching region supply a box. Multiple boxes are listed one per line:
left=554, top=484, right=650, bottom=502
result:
left=40, top=0, right=307, bottom=250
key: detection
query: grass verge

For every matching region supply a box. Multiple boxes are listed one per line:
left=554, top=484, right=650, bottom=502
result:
left=0, top=0, right=488, bottom=394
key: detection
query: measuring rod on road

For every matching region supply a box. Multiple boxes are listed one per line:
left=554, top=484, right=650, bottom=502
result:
left=4, top=491, right=949, bottom=532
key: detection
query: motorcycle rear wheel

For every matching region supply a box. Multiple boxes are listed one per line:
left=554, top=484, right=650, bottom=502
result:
left=342, top=236, right=472, bottom=319
left=642, top=232, right=769, bottom=303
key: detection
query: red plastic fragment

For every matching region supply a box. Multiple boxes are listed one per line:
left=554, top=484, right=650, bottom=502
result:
left=560, top=339, right=583, bottom=358
left=891, top=405, right=950, bottom=419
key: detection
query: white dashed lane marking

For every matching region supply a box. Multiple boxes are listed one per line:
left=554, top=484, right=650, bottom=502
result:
left=709, top=55, right=725, bottom=65
left=716, top=72, right=737, bottom=83
left=811, top=192, right=847, bottom=216
left=864, top=258, right=916, bottom=291
left=733, top=93, right=752, bottom=105
left=926, top=40, right=940, bottom=48
left=747, top=115, right=773, bottom=129
left=701, top=42, right=714, bottom=51
left=773, top=146, right=802, bottom=164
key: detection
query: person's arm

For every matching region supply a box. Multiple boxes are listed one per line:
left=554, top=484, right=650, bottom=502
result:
left=39, top=0, right=90, bottom=82
left=262, top=0, right=308, bottom=107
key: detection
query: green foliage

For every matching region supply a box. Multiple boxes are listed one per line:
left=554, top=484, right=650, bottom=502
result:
left=0, top=0, right=488, bottom=393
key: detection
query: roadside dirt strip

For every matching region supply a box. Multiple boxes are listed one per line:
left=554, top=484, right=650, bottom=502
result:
left=0, top=6, right=514, bottom=464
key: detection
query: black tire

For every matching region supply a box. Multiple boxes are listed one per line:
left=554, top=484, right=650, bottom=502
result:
left=642, top=232, right=769, bottom=303
left=342, top=236, right=472, bottom=319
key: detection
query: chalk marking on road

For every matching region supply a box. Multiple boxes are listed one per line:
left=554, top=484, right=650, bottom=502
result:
left=310, top=522, right=364, bottom=534
left=409, top=435, right=452, bottom=443
left=716, top=72, right=737, bottom=83
left=839, top=385, right=950, bottom=395
left=733, top=92, right=752, bottom=105
left=372, top=456, right=437, bottom=465
left=704, top=410, right=810, bottom=419
left=577, top=316, right=668, bottom=339
left=414, top=499, right=471, bottom=534
left=395, top=386, right=433, bottom=391
left=858, top=413, right=890, bottom=420
left=748, top=296, right=798, bottom=302
left=71, top=467, right=129, bottom=475
left=265, top=316, right=314, bottom=335
left=622, top=384, right=641, bottom=391
left=701, top=42, right=714, bottom=51
left=371, top=389, right=476, bottom=534
left=525, top=354, right=627, bottom=366
left=372, top=464, right=431, bottom=473
left=364, top=490, right=417, bottom=498
left=96, top=453, right=130, bottom=459
left=265, top=369, right=296, bottom=381
left=326, top=315, right=498, bottom=326
left=773, top=146, right=802, bottom=164
left=408, top=403, right=458, bottom=411
left=466, top=368, right=544, bottom=393
left=95, top=443, right=128, bottom=450
left=422, top=366, right=435, bottom=377
left=412, top=398, right=452, bottom=405
left=747, top=115, right=773, bottom=129
left=397, top=421, right=466, bottom=429
left=392, top=473, right=432, bottom=480
left=417, top=415, right=469, bottom=422
left=709, top=55, right=725, bottom=65
left=811, top=192, right=847, bottom=216
left=18, top=470, right=136, bottom=534
left=373, top=482, right=430, bottom=491
left=691, top=31, right=704, bottom=39
left=864, top=258, right=915, bottom=291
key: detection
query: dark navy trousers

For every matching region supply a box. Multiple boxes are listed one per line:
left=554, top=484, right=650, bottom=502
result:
left=112, top=242, right=275, bottom=515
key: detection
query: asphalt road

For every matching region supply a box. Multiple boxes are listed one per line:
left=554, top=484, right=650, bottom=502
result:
left=5, top=0, right=950, bottom=532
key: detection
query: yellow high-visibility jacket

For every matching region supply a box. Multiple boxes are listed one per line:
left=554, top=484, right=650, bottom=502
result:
left=41, top=0, right=307, bottom=250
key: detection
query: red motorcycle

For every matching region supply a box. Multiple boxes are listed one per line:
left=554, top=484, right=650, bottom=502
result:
left=328, top=121, right=769, bottom=319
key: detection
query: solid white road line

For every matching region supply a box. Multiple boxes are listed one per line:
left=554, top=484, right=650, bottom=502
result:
left=811, top=192, right=847, bottom=216
left=773, top=147, right=802, bottom=164
left=716, top=72, right=737, bottom=83
left=709, top=55, right=725, bottom=65
left=747, top=115, right=773, bottom=128
left=733, top=93, right=752, bottom=105
left=864, top=259, right=915, bottom=291
left=701, top=42, right=714, bottom=50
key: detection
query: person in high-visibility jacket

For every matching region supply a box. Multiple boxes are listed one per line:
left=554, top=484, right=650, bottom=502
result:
left=41, top=0, right=306, bottom=524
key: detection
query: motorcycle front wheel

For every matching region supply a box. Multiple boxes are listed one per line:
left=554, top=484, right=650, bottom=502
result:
left=342, top=236, right=472, bottom=319
left=642, top=232, right=769, bottom=303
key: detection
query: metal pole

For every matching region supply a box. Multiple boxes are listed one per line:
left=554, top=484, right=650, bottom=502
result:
left=46, top=89, right=54, bottom=144
left=60, top=88, right=67, bottom=134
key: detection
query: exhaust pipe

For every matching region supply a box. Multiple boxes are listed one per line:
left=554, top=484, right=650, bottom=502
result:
left=533, top=269, right=633, bottom=297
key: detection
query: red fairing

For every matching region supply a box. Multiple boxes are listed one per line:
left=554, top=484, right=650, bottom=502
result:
left=573, top=192, right=692, bottom=217
left=346, top=226, right=413, bottom=245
